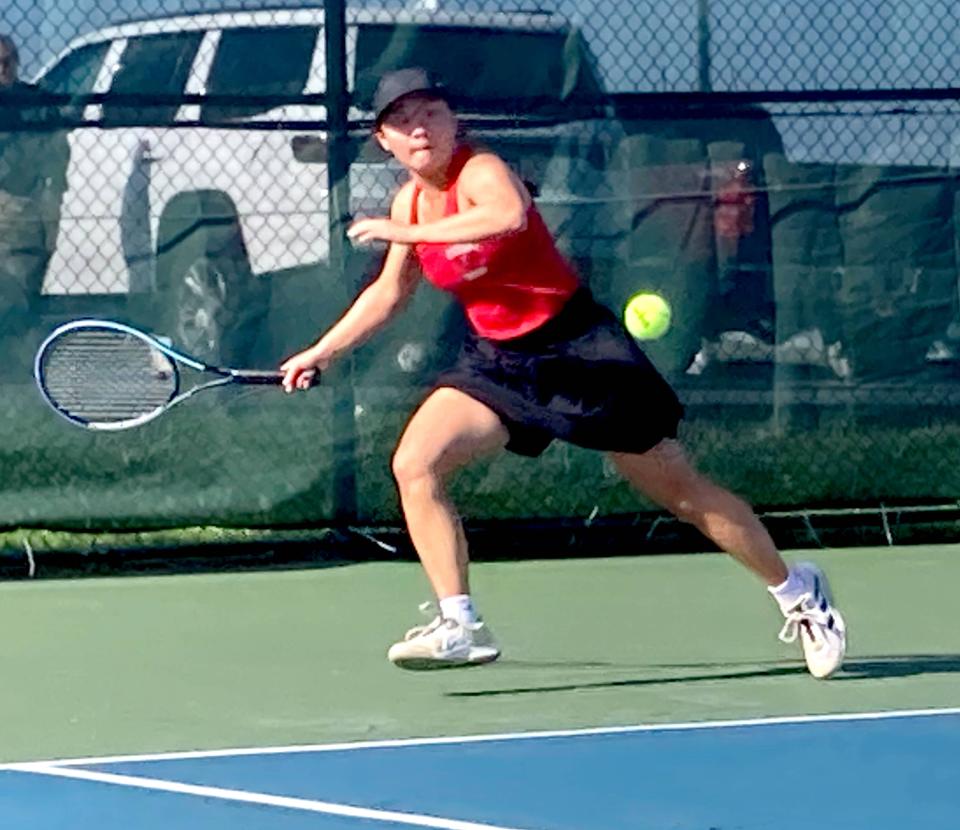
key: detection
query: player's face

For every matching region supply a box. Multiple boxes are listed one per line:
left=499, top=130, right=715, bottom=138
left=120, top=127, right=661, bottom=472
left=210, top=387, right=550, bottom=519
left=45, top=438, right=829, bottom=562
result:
left=0, top=43, right=18, bottom=88
left=376, top=94, right=458, bottom=177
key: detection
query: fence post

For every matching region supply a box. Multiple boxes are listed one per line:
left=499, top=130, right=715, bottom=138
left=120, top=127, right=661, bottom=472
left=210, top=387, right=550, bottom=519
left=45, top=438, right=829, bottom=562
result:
left=697, top=0, right=712, bottom=92
left=324, top=0, right=357, bottom=522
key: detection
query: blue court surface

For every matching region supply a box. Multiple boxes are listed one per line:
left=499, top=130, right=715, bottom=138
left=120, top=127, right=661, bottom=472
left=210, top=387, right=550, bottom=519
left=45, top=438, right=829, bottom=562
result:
left=2, top=707, right=958, bottom=829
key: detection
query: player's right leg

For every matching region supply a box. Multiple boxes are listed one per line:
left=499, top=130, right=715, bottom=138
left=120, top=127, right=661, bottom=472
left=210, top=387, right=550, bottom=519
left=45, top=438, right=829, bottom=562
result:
left=609, top=441, right=846, bottom=678
left=387, top=387, right=508, bottom=669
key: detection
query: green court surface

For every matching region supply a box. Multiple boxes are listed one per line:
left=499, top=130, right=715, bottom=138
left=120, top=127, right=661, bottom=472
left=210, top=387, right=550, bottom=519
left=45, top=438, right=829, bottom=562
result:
left=0, top=544, right=957, bottom=764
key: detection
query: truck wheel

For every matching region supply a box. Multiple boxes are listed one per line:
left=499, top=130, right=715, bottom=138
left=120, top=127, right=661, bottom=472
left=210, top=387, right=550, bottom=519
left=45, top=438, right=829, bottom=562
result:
left=165, top=252, right=267, bottom=365
left=155, top=191, right=268, bottom=365
left=170, top=254, right=230, bottom=359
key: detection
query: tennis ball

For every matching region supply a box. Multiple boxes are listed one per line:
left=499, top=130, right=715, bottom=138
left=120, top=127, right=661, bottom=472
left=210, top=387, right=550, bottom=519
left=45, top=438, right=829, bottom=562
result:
left=623, top=292, right=671, bottom=340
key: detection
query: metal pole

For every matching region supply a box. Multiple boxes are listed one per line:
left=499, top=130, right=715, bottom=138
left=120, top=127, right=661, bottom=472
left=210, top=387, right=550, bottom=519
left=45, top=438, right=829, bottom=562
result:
left=324, top=0, right=357, bottom=522
left=697, top=0, right=712, bottom=93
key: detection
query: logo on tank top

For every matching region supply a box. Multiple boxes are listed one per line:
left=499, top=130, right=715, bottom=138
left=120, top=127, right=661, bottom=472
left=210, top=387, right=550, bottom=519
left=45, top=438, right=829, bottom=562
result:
left=445, top=242, right=488, bottom=281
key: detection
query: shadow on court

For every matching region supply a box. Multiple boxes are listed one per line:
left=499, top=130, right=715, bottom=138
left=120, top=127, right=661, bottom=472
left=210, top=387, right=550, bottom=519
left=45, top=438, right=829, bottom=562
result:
left=835, top=653, right=960, bottom=680
left=446, top=654, right=960, bottom=697
left=445, top=663, right=810, bottom=697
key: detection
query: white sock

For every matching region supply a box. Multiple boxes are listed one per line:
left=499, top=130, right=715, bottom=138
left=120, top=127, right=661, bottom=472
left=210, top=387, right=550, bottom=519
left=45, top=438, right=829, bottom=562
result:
left=768, top=567, right=809, bottom=613
left=439, top=594, right=478, bottom=625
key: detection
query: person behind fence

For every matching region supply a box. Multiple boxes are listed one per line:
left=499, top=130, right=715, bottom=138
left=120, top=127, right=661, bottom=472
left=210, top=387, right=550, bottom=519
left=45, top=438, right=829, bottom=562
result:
left=280, top=67, right=847, bottom=677
left=0, top=33, right=69, bottom=348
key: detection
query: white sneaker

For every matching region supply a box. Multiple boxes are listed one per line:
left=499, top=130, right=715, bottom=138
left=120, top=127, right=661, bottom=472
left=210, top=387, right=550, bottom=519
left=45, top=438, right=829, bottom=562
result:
left=387, top=613, right=500, bottom=671
left=778, top=562, right=847, bottom=679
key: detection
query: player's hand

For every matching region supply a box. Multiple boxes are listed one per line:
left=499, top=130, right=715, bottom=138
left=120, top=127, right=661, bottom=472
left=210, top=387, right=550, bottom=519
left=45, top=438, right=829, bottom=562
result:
left=280, top=346, right=330, bottom=393
left=347, top=216, right=418, bottom=245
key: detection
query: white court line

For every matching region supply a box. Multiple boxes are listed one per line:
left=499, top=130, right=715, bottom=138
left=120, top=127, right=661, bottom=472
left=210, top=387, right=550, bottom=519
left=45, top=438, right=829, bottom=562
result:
left=5, top=764, right=531, bottom=830
left=1, top=705, right=958, bottom=770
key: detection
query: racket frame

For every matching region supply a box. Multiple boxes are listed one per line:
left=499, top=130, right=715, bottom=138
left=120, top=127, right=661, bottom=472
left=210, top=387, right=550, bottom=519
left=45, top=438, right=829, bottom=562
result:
left=34, top=318, right=283, bottom=431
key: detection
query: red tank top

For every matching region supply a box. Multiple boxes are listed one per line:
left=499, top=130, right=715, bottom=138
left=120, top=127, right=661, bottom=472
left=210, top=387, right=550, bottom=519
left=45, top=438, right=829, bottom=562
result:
left=411, top=147, right=579, bottom=340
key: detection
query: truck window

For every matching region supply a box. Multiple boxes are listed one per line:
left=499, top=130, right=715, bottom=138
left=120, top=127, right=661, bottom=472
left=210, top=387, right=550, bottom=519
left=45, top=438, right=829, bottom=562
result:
left=202, top=26, right=317, bottom=122
left=353, top=24, right=603, bottom=109
left=38, top=40, right=111, bottom=97
left=102, top=32, right=204, bottom=125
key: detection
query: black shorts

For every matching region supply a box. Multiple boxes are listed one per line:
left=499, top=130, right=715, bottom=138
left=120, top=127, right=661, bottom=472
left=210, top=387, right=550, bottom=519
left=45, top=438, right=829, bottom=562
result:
left=435, top=289, right=684, bottom=457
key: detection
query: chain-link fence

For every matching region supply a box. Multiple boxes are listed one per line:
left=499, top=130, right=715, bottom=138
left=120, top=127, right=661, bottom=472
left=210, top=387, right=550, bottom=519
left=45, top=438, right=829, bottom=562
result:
left=2, top=0, right=960, bottom=550
left=9, top=1, right=960, bottom=92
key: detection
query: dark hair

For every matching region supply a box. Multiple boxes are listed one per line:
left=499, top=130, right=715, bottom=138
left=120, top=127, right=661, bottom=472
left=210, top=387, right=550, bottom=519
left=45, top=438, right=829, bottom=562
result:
left=0, top=34, right=19, bottom=63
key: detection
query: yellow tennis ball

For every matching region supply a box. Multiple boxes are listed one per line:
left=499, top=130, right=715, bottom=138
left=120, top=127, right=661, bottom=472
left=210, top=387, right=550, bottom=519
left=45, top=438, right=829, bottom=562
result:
left=624, top=292, right=671, bottom=340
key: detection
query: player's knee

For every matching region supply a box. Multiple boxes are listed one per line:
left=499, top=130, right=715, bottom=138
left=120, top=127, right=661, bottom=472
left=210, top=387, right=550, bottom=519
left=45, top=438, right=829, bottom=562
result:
left=670, top=496, right=701, bottom=525
left=391, top=445, right=436, bottom=492
left=662, top=479, right=710, bottom=526
left=667, top=479, right=738, bottom=530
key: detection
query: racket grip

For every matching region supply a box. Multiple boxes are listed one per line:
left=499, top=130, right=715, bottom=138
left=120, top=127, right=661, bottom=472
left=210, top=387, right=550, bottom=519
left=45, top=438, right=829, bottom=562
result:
left=231, top=370, right=287, bottom=385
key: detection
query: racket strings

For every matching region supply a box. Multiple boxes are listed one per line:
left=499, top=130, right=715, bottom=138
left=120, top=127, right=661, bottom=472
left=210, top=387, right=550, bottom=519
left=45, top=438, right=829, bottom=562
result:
left=39, top=330, right=179, bottom=423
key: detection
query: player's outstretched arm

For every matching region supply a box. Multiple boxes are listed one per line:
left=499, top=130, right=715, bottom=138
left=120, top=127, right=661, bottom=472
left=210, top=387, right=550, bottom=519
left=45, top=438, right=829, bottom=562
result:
left=281, top=184, right=420, bottom=392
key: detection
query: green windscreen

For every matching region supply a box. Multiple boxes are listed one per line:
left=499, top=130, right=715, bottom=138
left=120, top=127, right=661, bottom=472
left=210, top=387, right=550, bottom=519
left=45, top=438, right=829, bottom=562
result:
left=2, top=0, right=960, bottom=564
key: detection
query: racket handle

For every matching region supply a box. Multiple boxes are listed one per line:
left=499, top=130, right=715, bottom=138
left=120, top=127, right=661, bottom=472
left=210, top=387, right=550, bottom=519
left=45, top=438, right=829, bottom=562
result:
left=230, top=369, right=287, bottom=385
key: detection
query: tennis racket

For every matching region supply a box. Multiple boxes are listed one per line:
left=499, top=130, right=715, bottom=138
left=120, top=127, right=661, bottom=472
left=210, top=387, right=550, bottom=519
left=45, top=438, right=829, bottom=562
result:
left=34, top=319, right=295, bottom=431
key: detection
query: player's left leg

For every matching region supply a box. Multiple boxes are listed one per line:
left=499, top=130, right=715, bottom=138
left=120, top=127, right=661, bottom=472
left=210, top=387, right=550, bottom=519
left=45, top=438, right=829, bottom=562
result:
left=387, top=387, right=508, bottom=670
left=609, top=439, right=846, bottom=678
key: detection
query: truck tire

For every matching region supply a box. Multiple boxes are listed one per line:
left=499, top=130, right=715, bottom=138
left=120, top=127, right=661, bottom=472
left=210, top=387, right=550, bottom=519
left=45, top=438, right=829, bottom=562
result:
left=155, top=190, right=268, bottom=365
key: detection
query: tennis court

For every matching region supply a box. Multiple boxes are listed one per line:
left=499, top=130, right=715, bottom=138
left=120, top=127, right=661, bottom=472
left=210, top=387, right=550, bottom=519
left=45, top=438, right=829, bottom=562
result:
left=3, top=0, right=960, bottom=827
left=2, top=544, right=958, bottom=828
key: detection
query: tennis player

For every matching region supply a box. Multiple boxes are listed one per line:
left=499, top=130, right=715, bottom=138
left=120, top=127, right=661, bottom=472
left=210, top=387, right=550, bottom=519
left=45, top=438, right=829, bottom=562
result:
left=281, top=68, right=847, bottom=677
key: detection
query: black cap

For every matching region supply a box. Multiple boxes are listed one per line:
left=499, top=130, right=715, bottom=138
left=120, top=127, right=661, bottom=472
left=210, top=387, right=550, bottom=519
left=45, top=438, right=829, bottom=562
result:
left=372, top=67, right=446, bottom=126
